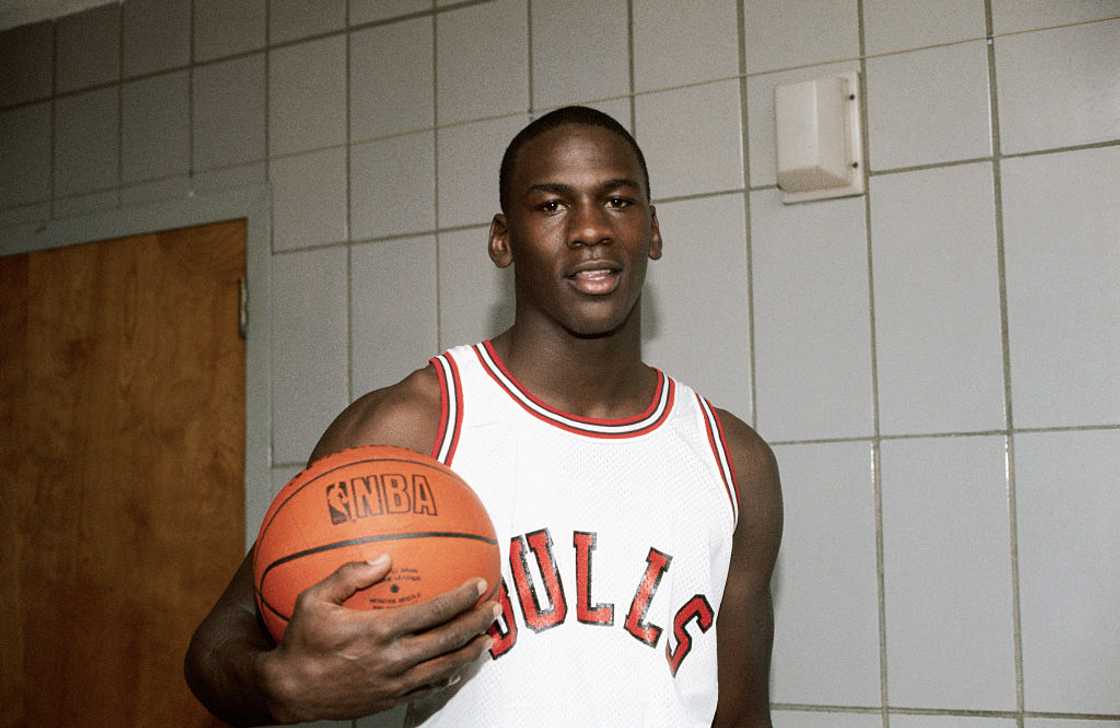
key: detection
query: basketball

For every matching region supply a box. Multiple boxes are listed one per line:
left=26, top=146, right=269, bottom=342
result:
left=252, top=444, right=500, bottom=642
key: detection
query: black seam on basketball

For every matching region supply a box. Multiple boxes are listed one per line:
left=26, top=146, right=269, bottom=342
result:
left=259, top=530, right=500, bottom=603
left=258, top=591, right=289, bottom=623
left=257, top=456, right=464, bottom=543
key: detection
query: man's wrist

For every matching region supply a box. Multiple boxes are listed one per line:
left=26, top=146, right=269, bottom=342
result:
left=253, top=649, right=301, bottom=725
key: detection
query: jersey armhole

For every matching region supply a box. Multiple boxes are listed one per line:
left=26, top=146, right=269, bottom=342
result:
left=696, top=394, right=740, bottom=527
left=428, top=352, right=463, bottom=466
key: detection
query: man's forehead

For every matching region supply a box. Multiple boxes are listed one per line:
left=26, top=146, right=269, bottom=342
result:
left=513, top=124, right=643, bottom=184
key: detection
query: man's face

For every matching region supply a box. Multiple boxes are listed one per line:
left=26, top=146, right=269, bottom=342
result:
left=490, top=124, right=662, bottom=338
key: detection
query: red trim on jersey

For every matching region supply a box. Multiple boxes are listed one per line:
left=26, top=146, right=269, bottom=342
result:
left=474, top=340, right=675, bottom=439
left=707, top=400, right=741, bottom=507
left=698, top=394, right=739, bottom=524
left=428, top=352, right=464, bottom=465
left=443, top=351, right=464, bottom=466
left=428, top=356, right=450, bottom=461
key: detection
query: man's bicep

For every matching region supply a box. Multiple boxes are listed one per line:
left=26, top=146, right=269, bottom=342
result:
left=308, top=365, right=442, bottom=465
left=712, top=410, right=783, bottom=727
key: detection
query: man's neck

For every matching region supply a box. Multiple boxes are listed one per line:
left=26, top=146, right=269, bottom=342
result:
left=490, top=312, right=655, bottom=421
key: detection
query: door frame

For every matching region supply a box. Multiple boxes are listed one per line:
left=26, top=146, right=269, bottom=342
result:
left=0, top=185, right=272, bottom=549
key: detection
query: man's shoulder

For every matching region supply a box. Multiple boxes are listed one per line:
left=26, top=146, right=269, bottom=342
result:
left=710, top=406, right=774, bottom=471
left=309, top=365, right=442, bottom=462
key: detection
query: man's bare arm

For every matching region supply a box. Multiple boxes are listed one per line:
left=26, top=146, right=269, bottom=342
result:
left=711, top=409, right=783, bottom=728
left=184, top=367, right=499, bottom=726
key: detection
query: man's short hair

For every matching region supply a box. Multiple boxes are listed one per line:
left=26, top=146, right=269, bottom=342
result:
left=499, top=106, right=651, bottom=213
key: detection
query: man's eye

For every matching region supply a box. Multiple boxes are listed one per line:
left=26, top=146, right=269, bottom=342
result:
left=540, top=200, right=562, bottom=213
left=607, top=197, right=632, bottom=209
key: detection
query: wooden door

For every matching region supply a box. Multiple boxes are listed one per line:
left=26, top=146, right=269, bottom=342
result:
left=0, top=220, right=247, bottom=728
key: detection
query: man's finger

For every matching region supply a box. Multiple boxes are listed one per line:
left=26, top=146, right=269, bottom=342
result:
left=300, top=555, right=392, bottom=607
left=386, top=578, right=488, bottom=634
left=397, top=633, right=493, bottom=695
left=402, top=601, right=501, bottom=664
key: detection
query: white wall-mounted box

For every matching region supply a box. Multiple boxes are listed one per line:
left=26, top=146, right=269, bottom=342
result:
left=775, top=72, right=864, bottom=203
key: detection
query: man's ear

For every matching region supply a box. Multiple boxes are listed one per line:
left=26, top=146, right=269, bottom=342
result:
left=648, top=205, right=663, bottom=260
left=488, top=214, right=513, bottom=268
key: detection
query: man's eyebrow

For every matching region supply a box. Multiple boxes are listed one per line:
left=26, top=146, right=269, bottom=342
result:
left=524, top=178, right=642, bottom=196
left=601, top=178, right=642, bottom=191
left=525, top=182, right=573, bottom=196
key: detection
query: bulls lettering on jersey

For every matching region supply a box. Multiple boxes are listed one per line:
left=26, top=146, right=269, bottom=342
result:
left=484, top=528, right=710, bottom=677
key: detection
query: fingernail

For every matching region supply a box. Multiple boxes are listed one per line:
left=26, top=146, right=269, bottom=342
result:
left=491, top=603, right=502, bottom=620
left=475, top=579, right=487, bottom=596
left=367, top=554, right=389, bottom=567
left=482, top=638, right=494, bottom=652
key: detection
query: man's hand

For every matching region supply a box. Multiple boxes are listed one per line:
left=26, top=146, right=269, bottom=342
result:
left=255, top=555, right=499, bottom=723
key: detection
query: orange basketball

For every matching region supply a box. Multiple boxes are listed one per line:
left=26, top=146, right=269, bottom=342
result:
left=252, top=444, right=500, bottom=642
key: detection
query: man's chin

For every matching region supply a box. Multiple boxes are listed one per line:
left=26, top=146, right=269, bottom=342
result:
left=562, top=305, right=639, bottom=340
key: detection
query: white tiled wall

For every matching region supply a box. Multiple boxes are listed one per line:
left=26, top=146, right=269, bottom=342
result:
left=1016, top=430, right=1120, bottom=714
left=870, top=163, right=1004, bottom=435
left=771, top=441, right=881, bottom=707
left=531, top=0, right=628, bottom=109
left=880, top=436, right=1015, bottom=710
left=866, top=40, right=991, bottom=170
left=633, top=0, right=739, bottom=91
left=2, top=2, right=1118, bottom=726
left=751, top=190, right=873, bottom=441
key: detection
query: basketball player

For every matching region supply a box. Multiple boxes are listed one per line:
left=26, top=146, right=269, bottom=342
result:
left=186, top=107, right=782, bottom=727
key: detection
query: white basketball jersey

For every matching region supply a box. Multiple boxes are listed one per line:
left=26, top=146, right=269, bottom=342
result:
left=412, top=341, right=741, bottom=727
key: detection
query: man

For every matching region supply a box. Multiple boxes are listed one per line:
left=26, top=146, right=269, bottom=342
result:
left=185, top=106, right=782, bottom=727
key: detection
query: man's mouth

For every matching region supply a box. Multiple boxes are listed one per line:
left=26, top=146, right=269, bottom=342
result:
left=567, top=266, right=622, bottom=295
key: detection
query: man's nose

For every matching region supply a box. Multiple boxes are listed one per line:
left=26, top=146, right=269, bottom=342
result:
left=567, top=203, right=611, bottom=248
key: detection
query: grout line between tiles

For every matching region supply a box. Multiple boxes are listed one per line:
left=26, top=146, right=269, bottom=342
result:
left=870, top=156, right=994, bottom=177
left=735, top=0, right=758, bottom=431
left=525, top=0, right=533, bottom=113
left=187, top=0, right=195, bottom=178
left=263, top=0, right=275, bottom=472
left=1017, top=423, right=1120, bottom=434
left=433, top=0, right=443, bottom=352
left=769, top=703, right=1120, bottom=721
left=985, top=2, right=1026, bottom=723
left=263, top=0, right=273, bottom=255
left=1024, top=711, right=1120, bottom=721
left=653, top=187, right=745, bottom=205
left=856, top=3, right=889, bottom=726
left=114, top=3, right=123, bottom=213
left=883, top=703, right=1033, bottom=718
left=1002, top=138, right=1120, bottom=160
left=48, top=15, right=58, bottom=219
left=772, top=703, right=883, bottom=714
left=345, top=0, right=354, bottom=404
left=991, top=14, right=1120, bottom=40
left=626, top=0, right=636, bottom=133
left=769, top=424, right=1120, bottom=448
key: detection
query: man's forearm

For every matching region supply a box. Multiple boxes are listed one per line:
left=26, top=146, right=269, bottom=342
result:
left=184, top=608, right=280, bottom=727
